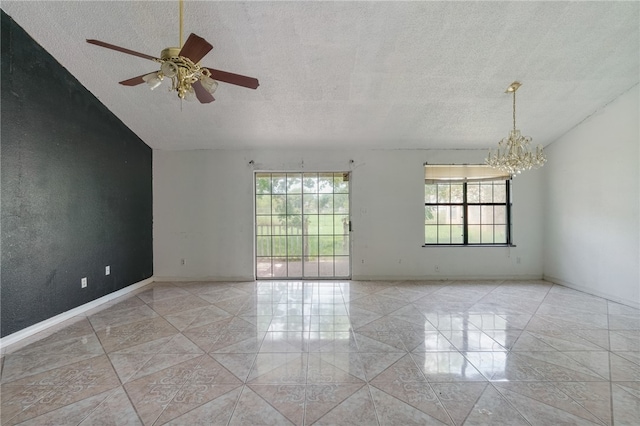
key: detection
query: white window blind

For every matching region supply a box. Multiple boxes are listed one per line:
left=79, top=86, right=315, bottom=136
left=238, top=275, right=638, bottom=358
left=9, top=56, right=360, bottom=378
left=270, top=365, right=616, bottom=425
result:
left=425, top=165, right=511, bottom=183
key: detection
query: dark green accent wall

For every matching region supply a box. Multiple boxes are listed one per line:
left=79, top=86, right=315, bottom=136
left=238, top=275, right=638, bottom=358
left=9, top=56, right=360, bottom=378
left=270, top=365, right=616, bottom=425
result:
left=1, top=10, right=153, bottom=337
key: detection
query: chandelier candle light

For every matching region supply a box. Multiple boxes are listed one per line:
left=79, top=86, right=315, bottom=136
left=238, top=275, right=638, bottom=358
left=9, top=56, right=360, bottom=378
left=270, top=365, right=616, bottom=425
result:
left=486, top=82, right=546, bottom=175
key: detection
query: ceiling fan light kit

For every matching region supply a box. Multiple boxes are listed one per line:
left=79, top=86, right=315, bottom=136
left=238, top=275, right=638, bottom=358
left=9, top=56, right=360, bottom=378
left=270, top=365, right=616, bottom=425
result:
left=86, top=1, right=258, bottom=104
left=151, top=47, right=219, bottom=99
left=486, top=81, right=546, bottom=175
left=141, top=72, right=162, bottom=90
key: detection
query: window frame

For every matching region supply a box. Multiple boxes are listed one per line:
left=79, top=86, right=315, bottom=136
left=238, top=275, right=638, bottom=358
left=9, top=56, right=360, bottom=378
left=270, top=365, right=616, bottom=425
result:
left=423, top=166, right=513, bottom=247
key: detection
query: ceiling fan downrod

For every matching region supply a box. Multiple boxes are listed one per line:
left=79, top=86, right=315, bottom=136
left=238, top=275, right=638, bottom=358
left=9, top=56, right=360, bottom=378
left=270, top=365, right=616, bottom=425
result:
left=179, top=0, right=184, bottom=48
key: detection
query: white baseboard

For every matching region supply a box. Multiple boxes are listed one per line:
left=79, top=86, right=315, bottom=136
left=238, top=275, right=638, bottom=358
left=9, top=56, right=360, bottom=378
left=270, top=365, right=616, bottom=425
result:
left=0, top=277, right=155, bottom=350
left=153, top=276, right=255, bottom=282
left=351, top=274, right=544, bottom=281
left=544, top=275, right=640, bottom=309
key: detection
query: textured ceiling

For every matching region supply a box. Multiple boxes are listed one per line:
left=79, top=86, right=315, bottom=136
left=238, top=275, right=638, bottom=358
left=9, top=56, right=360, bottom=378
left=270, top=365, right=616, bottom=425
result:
left=2, top=1, right=638, bottom=151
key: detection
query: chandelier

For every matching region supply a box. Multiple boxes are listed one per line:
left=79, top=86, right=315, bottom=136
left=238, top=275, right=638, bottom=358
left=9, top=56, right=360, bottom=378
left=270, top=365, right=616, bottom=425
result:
left=486, top=82, right=546, bottom=174
left=141, top=0, right=217, bottom=101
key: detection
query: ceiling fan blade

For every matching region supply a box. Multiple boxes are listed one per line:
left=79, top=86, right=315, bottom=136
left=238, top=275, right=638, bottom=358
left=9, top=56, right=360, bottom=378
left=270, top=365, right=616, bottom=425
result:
left=119, top=73, right=154, bottom=86
left=179, top=33, right=213, bottom=63
left=192, top=80, right=215, bottom=103
left=206, top=68, right=259, bottom=89
left=86, top=39, right=158, bottom=61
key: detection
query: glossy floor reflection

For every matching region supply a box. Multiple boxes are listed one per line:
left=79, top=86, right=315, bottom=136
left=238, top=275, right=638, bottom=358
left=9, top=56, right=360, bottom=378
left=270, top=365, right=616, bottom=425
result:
left=1, top=280, right=639, bottom=425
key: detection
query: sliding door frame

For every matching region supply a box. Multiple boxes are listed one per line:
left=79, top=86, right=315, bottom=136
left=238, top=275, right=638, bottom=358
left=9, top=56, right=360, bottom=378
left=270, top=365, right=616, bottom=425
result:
left=254, top=171, right=352, bottom=280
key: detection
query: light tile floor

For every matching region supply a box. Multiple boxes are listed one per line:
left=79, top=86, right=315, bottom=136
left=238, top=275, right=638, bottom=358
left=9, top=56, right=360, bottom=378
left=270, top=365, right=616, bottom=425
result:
left=1, top=280, right=639, bottom=425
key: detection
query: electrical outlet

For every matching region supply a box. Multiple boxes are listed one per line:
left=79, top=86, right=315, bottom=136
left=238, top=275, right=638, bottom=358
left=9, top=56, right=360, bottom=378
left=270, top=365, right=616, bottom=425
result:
left=435, top=265, right=440, bottom=272
left=81, top=277, right=87, bottom=288
left=181, top=258, right=186, bottom=266
left=105, top=265, right=110, bottom=275
left=516, top=257, right=521, bottom=264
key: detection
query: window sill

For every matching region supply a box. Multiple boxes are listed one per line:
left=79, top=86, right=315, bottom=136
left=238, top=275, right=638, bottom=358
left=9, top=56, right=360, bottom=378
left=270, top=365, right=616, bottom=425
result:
left=422, top=244, right=517, bottom=248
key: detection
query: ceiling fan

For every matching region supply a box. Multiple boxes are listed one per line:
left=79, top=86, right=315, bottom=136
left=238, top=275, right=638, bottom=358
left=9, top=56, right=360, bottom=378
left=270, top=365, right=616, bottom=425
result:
left=86, top=1, right=259, bottom=104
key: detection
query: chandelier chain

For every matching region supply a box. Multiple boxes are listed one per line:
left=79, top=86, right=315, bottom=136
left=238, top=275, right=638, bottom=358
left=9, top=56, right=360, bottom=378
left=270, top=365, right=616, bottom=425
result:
left=512, top=89, right=516, bottom=132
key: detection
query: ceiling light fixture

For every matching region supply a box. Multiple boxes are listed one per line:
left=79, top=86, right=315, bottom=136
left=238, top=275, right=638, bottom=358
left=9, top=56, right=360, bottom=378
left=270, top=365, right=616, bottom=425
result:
left=87, top=0, right=259, bottom=104
left=145, top=0, right=218, bottom=100
left=153, top=46, right=217, bottom=100
left=486, top=82, right=546, bottom=175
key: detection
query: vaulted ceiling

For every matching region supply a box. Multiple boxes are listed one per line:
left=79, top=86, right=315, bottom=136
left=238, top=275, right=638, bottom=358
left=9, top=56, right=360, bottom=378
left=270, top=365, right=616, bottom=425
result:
left=2, top=1, right=638, bottom=151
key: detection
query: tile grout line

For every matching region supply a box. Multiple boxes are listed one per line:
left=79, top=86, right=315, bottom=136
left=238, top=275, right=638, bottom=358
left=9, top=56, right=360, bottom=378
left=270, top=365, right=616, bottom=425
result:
left=139, top=284, right=196, bottom=425
left=409, top=349, right=458, bottom=426
left=365, top=383, right=383, bottom=426
left=485, top=281, right=612, bottom=425
left=457, top=381, right=490, bottom=426
left=486, top=382, right=534, bottom=426
left=120, top=385, right=145, bottom=426
left=85, top=314, right=144, bottom=426
left=303, top=329, right=310, bottom=426
left=227, top=384, right=248, bottom=426
left=607, top=299, right=615, bottom=426
left=505, top=280, right=555, bottom=353
left=347, top=302, right=382, bottom=426
left=109, top=283, right=236, bottom=424
left=225, top=307, right=269, bottom=426
left=47, top=323, right=114, bottom=423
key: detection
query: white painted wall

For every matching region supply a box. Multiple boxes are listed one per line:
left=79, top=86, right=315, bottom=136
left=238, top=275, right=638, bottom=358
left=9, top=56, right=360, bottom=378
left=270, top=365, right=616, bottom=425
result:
left=154, top=148, right=543, bottom=281
left=543, top=85, right=639, bottom=307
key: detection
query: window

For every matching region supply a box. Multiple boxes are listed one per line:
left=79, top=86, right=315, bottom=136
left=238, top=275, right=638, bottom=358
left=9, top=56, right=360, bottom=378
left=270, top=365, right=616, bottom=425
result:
left=424, top=165, right=512, bottom=246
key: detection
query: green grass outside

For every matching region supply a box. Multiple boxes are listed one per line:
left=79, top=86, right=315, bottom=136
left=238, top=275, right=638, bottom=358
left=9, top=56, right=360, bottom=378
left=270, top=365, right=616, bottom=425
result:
left=257, top=214, right=349, bottom=258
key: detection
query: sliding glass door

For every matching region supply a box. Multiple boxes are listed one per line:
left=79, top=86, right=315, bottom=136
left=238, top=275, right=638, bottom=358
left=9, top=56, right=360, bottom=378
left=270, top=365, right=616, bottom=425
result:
left=255, top=172, right=350, bottom=279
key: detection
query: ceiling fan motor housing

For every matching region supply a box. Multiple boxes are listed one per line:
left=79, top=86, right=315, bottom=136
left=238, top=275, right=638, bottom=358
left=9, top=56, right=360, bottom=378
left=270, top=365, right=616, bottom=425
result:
left=161, top=47, right=181, bottom=60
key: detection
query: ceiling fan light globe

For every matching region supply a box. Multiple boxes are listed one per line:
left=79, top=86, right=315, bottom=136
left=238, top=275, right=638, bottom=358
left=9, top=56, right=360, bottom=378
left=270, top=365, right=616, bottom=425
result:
left=160, top=61, right=178, bottom=78
left=200, top=75, right=218, bottom=94
left=184, top=86, right=197, bottom=102
left=142, top=72, right=162, bottom=90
